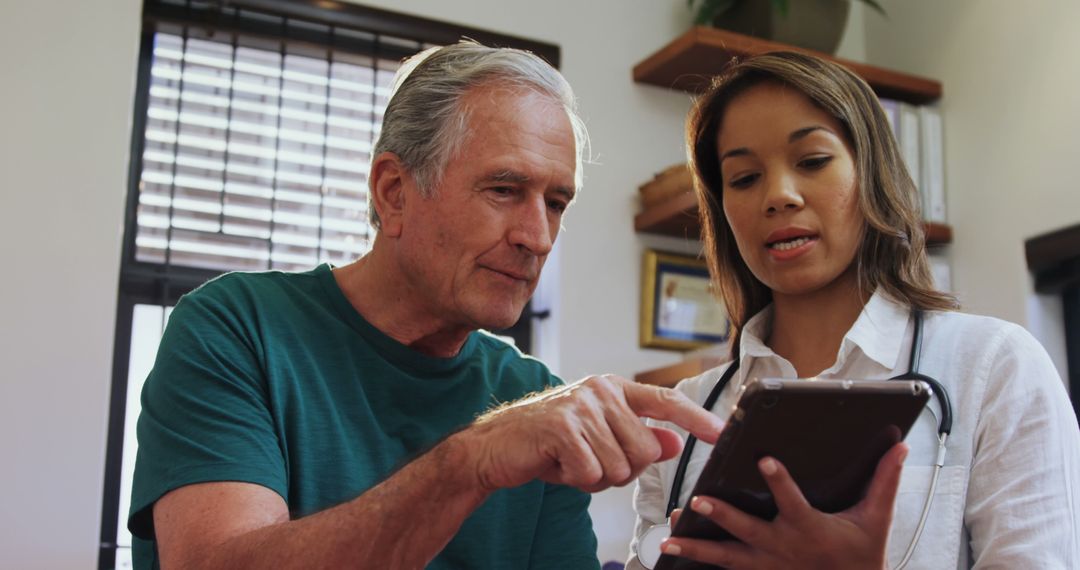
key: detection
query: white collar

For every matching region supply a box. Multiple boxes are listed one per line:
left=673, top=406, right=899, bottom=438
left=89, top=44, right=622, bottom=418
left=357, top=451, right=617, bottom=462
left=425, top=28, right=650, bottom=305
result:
left=739, top=304, right=775, bottom=360
left=737, top=289, right=912, bottom=374
left=844, top=290, right=912, bottom=371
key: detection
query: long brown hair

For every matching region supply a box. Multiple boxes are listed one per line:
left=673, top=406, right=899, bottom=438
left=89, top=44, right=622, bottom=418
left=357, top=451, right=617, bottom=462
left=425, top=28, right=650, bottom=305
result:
left=687, top=52, right=959, bottom=353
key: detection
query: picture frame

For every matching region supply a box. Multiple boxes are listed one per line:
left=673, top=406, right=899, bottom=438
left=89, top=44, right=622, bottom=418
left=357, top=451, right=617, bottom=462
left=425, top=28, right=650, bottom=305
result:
left=640, top=250, right=731, bottom=351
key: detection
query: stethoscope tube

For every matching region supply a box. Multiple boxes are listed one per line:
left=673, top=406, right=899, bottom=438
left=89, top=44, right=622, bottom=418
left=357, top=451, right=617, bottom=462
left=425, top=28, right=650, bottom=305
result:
left=665, top=357, right=739, bottom=519
left=646, top=310, right=954, bottom=570
left=897, top=311, right=953, bottom=435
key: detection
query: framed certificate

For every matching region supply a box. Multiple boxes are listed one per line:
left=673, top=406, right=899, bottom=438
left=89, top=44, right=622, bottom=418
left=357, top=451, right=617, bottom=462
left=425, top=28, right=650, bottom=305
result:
left=640, top=250, right=731, bottom=350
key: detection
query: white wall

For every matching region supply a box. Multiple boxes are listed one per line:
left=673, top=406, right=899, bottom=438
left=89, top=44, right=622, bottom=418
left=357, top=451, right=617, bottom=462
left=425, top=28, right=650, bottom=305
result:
left=0, top=0, right=142, bottom=568
left=862, top=0, right=1080, bottom=379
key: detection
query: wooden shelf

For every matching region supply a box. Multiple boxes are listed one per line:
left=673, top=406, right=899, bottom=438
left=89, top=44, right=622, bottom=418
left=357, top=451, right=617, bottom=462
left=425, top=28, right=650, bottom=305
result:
left=633, top=27, right=942, bottom=105
left=634, top=187, right=701, bottom=239
left=925, top=222, right=952, bottom=245
left=634, top=357, right=725, bottom=389
left=635, top=190, right=953, bottom=246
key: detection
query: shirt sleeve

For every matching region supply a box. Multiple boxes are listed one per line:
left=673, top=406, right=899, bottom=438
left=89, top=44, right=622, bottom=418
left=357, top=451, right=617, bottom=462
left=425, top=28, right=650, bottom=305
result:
left=965, top=324, right=1080, bottom=568
left=626, top=448, right=670, bottom=570
left=528, top=482, right=600, bottom=570
left=128, top=280, right=287, bottom=540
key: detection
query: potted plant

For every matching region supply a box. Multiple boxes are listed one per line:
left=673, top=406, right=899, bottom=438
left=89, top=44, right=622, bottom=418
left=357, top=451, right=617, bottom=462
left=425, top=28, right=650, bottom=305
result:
left=688, top=0, right=887, bottom=54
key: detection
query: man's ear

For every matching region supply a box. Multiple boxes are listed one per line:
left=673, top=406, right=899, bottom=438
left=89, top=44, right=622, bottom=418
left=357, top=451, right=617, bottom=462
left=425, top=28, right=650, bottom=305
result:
left=369, top=151, right=409, bottom=238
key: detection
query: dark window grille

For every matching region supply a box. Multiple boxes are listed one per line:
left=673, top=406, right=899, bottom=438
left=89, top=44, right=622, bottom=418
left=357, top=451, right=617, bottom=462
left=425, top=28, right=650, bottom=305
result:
left=100, top=2, right=559, bottom=568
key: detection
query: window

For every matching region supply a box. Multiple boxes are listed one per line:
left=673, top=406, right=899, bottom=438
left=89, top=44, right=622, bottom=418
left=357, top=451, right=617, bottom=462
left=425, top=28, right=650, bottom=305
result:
left=136, top=30, right=387, bottom=272
left=100, top=2, right=559, bottom=568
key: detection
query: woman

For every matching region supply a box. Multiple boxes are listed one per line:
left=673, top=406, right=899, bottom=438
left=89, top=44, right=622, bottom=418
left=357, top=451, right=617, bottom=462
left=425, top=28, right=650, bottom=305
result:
left=628, top=52, right=1080, bottom=569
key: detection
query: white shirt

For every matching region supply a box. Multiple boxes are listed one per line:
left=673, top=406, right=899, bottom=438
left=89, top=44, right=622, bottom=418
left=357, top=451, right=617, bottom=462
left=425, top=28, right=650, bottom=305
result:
left=627, top=292, right=1080, bottom=569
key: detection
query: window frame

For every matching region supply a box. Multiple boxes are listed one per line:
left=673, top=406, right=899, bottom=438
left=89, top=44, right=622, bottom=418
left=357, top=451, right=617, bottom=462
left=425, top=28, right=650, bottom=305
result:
left=99, top=2, right=559, bottom=567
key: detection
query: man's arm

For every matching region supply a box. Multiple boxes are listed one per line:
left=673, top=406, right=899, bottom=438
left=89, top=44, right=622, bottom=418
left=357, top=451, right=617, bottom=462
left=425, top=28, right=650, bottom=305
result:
left=154, top=375, right=725, bottom=569
left=155, top=433, right=488, bottom=569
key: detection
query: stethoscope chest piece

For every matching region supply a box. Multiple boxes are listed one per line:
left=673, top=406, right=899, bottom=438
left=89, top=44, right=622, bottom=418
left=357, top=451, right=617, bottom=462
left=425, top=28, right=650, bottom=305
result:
left=638, top=522, right=670, bottom=569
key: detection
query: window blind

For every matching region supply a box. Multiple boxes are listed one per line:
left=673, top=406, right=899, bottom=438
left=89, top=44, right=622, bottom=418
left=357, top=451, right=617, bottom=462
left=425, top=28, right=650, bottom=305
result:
left=136, top=23, right=408, bottom=273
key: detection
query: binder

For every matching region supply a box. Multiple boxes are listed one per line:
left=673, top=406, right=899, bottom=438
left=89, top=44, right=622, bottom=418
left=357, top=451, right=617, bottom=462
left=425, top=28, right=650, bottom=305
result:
left=898, top=102, right=923, bottom=208
left=920, top=106, right=947, bottom=223
left=879, top=98, right=900, bottom=135
left=930, top=254, right=952, bottom=291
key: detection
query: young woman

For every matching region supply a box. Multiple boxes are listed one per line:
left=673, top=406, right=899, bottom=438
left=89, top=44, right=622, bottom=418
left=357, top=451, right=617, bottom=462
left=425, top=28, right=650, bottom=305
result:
left=628, top=52, right=1080, bottom=569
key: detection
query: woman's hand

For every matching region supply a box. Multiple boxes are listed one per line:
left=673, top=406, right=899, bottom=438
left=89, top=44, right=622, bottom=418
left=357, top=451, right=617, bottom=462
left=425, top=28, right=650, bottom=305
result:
left=660, top=442, right=909, bottom=570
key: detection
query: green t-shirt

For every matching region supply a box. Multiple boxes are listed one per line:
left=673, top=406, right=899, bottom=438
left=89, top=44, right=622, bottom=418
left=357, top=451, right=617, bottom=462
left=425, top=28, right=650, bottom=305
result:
left=128, top=264, right=598, bottom=569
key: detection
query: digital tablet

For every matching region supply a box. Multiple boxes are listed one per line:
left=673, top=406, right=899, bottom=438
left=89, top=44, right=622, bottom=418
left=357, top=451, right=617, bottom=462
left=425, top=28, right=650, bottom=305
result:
left=655, top=378, right=931, bottom=570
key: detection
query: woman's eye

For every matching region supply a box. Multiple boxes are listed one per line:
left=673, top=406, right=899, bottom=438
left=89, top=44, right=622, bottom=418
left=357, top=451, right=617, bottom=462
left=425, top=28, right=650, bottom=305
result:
left=728, top=173, right=759, bottom=189
left=799, top=156, right=833, bottom=170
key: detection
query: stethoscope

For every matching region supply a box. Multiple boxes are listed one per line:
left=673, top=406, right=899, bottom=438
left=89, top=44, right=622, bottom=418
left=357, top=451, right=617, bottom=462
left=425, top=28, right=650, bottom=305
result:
left=638, top=311, right=954, bottom=570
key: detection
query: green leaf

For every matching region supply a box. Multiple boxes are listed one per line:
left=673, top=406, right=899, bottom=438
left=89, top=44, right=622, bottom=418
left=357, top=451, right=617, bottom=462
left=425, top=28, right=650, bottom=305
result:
left=858, top=0, right=888, bottom=17
left=694, top=0, right=737, bottom=25
left=716, top=0, right=737, bottom=16
left=770, top=0, right=790, bottom=18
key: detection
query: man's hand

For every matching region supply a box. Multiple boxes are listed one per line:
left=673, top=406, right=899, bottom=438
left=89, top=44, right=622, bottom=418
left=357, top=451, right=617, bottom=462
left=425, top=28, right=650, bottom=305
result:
left=659, top=442, right=909, bottom=570
left=460, top=374, right=725, bottom=493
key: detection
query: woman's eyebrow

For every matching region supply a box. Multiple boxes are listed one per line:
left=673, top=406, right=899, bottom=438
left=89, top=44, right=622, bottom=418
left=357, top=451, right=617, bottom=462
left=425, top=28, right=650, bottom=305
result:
left=719, top=147, right=750, bottom=163
left=790, top=125, right=836, bottom=142
left=721, top=125, right=839, bottom=162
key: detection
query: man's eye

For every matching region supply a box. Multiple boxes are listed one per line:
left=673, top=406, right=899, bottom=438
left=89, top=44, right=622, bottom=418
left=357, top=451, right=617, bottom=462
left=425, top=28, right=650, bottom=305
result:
left=728, top=173, right=759, bottom=189
left=490, top=186, right=514, bottom=196
left=799, top=156, right=833, bottom=170
left=547, top=200, right=567, bottom=214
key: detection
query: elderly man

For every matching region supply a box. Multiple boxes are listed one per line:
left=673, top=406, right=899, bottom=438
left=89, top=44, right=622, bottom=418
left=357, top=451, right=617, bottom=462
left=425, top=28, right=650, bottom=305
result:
left=128, top=41, right=722, bottom=569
